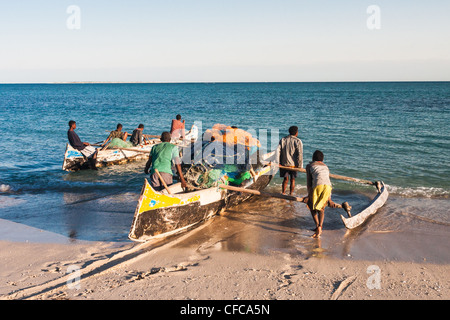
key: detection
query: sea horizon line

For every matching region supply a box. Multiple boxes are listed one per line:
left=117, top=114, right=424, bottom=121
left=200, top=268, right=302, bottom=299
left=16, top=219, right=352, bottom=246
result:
left=0, top=80, right=449, bottom=85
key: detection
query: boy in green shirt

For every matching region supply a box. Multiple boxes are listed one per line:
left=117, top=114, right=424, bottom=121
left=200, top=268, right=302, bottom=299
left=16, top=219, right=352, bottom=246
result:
left=144, top=132, right=187, bottom=191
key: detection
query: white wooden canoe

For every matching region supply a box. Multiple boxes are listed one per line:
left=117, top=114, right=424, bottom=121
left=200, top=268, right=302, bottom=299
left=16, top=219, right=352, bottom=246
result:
left=62, top=126, right=199, bottom=171
left=340, top=181, right=388, bottom=229
left=62, top=141, right=158, bottom=171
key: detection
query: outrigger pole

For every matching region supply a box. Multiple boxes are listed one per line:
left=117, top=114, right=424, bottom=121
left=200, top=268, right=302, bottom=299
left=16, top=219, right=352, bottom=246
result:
left=218, top=184, right=304, bottom=202
left=276, top=164, right=376, bottom=186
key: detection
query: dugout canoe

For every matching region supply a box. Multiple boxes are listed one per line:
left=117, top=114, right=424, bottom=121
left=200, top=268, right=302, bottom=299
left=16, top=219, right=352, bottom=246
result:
left=340, top=181, right=389, bottom=229
left=62, top=139, right=159, bottom=171
left=128, top=162, right=277, bottom=242
left=62, top=126, right=199, bottom=171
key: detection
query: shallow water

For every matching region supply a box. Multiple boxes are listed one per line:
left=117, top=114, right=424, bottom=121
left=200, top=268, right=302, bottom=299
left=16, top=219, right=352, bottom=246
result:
left=0, top=82, right=449, bottom=254
left=173, top=184, right=450, bottom=263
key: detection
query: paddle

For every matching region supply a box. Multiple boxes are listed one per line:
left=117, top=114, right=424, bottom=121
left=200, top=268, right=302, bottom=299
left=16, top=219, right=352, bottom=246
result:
left=218, top=184, right=305, bottom=202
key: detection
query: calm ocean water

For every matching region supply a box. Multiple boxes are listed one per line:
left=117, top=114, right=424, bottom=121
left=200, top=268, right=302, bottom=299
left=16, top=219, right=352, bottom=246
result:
left=0, top=82, right=449, bottom=243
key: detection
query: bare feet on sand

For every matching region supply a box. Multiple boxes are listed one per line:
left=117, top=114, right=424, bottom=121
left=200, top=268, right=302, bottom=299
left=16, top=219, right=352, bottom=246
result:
left=312, top=226, right=322, bottom=238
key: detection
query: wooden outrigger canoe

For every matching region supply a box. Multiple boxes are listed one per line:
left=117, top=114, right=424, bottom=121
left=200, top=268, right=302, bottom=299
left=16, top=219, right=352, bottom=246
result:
left=128, top=144, right=388, bottom=241
left=62, top=126, right=199, bottom=171
left=128, top=162, right=277, bottom=242
left=62, top=139, right=159, bottom=172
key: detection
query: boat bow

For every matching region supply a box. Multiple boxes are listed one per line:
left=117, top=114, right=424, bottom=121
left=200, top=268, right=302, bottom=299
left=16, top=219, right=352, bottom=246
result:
left=340, top=181, right=389, bottom=229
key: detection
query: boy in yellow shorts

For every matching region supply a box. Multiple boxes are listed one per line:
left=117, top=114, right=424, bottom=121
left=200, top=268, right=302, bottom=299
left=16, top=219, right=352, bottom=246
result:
left=304, top=150, right=351, bottom=238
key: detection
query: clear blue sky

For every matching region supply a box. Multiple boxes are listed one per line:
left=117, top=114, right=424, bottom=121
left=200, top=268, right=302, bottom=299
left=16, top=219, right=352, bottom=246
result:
left=1, top=0, right=449, bottom=83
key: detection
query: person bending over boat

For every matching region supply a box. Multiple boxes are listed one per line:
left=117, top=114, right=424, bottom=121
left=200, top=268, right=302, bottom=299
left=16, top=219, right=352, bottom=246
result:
left=101, top=123, right=132, bottom=149
left=144, top=131, right=187, bottom=191
left=304, top=150, right=351, bottom=238
left=67, top=120, right=98, bottom=170
left=277, top=126, right=303, bottom=195
left=130, top=124, right=145, bottom=146
left=105, top=123, right=128, bottom=143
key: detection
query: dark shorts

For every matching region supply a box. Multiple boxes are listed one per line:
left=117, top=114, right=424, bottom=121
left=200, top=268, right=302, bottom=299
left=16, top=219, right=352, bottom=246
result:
left=280, top=168, right=297, bottom=179
left=149, top=172, right=173, bottom=191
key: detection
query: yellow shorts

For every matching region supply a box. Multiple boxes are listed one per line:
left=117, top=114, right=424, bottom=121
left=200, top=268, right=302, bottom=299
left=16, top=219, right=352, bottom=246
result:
left=311, top=185, right=332, bottom=211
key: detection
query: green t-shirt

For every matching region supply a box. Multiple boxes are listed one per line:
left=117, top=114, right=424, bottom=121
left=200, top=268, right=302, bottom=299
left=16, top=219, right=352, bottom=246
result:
left=150, top=142, right=180, bottom=175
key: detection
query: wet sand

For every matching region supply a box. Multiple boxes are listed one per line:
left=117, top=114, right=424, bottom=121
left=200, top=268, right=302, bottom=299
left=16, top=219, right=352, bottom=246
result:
left=1, top=191, right=449, bottom=301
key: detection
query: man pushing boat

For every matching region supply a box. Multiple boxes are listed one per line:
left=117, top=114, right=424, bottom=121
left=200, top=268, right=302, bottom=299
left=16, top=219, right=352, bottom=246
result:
left=303, top=150, right=352, bottom=238
left=144, top=131, right=187, bottom=191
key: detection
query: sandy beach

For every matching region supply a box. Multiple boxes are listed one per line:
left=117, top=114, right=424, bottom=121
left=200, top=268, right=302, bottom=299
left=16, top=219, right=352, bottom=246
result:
left=1, top=211, right=448, bottom=302
left=1, top=1, right=449, bottom=316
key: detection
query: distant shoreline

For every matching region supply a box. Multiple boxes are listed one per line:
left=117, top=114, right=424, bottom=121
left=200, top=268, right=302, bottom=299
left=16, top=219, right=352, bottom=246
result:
left=0, top=80, right=449, bottom=85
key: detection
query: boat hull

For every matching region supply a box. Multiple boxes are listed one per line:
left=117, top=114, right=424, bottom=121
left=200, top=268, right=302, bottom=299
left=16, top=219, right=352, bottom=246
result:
left=62, top=143, right=155, bottom=171
left=129, top=166, right=274, bottom=242
left=62, top=125, right=199, bottom=172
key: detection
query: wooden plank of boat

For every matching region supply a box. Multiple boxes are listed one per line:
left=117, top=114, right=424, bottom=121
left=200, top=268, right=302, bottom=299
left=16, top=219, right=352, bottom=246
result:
left=128, top=164, right=276, bottom=242
left=340, top=181, right=389, bottom=229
